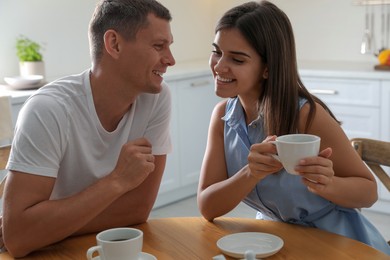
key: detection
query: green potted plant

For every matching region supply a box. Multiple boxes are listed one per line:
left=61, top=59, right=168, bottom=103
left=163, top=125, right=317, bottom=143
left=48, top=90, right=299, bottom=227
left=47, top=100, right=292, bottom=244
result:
left=16, top=35, right=43, bottom=62
left=16, top=35, right=45, bottom=79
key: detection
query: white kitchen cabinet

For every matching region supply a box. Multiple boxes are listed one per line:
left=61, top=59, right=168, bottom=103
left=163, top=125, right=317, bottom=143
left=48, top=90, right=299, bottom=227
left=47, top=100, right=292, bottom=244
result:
left=301, top=77, right=381, bottom=139
left=0, top=88, right=36, bottom=129
left=329, top=105, right=380, bottom=138
left=378, top=81, right=390, bottom=209
left=155, top=83, right=181, bottom=196
left=381, top=81, right=390, bottom=143
left=175, top=75, right=219, bottom=185
left=154, top=72, right=222, bottom=208
left=0, top=88, right=36, bottom=146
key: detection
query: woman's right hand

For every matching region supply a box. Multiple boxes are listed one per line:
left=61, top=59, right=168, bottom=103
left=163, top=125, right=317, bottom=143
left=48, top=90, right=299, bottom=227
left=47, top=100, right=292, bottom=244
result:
left=247, top=135, right=283, bottom=180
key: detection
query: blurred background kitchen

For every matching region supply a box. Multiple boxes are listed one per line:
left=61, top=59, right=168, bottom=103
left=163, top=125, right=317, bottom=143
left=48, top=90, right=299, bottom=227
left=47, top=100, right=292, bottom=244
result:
left=0, top=0, right=382, bottom=81
left=1, top=0, right=389, bottom=240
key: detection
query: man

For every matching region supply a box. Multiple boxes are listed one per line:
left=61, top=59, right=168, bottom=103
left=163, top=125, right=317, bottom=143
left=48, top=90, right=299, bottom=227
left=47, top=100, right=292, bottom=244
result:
left=1, top=0, right=175, bottom=257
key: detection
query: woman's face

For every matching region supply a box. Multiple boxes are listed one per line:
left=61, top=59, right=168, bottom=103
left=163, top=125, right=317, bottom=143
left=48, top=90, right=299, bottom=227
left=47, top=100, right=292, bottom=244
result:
left=209, top=28, right=267, bottom=100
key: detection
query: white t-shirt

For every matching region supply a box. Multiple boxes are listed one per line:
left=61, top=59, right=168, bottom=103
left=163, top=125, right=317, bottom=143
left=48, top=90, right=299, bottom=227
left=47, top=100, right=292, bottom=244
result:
left=7, top=70, right=172, bottom=199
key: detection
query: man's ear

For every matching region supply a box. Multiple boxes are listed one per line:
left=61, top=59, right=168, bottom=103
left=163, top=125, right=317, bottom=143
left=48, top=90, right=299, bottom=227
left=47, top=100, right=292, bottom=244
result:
left=104, top=29, right=121, bottom=59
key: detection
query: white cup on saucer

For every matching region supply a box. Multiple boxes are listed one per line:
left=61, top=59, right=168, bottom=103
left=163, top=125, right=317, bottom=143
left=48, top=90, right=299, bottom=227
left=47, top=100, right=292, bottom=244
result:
left=86, top=227, right=143, bottom=260
left=272, top=134, right=321, bottom=175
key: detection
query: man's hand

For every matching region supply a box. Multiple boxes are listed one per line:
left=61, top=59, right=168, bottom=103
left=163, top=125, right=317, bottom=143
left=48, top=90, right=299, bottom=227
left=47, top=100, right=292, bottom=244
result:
left=112, top=138, right=155, bottom=191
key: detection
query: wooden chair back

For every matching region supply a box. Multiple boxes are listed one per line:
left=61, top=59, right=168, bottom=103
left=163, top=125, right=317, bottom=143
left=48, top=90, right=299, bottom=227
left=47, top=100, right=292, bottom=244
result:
left=351, top=138, right=390, bottom=192
left=0, top=145, right=11, bottom=199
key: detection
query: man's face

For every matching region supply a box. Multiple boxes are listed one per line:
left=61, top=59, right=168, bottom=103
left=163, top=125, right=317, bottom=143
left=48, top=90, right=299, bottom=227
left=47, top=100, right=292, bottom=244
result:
left=118, top=13, right=175, bottom=94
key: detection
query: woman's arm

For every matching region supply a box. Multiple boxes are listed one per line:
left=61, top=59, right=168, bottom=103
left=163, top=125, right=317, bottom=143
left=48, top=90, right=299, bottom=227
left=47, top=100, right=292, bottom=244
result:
left=197, top=101, right=281, bottom=221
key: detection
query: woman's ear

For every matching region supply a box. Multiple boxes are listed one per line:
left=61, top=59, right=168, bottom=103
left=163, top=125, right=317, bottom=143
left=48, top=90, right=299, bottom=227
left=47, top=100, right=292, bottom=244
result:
left=103, top=29, right=121, bottom=59
left=263, top=67, right=269, bottom=79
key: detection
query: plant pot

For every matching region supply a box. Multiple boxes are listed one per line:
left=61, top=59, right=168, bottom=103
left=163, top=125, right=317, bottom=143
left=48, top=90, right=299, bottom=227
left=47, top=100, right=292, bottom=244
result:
left=19, top=61, right=45, bottom=80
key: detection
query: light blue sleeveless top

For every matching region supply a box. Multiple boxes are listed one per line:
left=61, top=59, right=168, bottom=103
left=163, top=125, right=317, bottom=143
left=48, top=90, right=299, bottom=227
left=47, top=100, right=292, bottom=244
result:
left=223, top=97, right=390, bottom=255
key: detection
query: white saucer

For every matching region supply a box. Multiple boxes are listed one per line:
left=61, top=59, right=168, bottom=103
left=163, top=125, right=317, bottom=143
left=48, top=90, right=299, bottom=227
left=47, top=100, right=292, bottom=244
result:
left=4, top=75, right=44, bottom=90
left=92, top=252, right=156, bottom=260
left=216, top=232, right=284, bottom=259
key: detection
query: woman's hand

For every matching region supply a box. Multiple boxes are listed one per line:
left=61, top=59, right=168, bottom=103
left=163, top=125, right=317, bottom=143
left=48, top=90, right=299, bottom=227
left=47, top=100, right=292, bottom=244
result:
left=295, top=147, right=334, bottom=194
left=248, top=135, right=283, bottom=180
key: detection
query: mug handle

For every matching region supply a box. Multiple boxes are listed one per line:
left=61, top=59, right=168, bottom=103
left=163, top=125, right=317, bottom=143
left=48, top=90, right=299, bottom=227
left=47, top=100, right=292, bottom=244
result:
left=270, top=153, right=281, bottom=162
left=269, top=141, right=280, bottom=162
left=86, top=245, right=103, bottom=260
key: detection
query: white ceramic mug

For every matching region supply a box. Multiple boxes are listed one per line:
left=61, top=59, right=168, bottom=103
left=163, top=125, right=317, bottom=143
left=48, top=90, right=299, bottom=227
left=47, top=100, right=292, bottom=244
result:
left=272, top=134, right=321, bottom=175
left=86, top=227, right=143, bottom=260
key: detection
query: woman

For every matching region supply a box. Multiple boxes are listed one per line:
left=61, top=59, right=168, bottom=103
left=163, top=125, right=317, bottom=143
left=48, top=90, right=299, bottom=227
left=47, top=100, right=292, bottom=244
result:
left=197, top=0, right=390, bottom=254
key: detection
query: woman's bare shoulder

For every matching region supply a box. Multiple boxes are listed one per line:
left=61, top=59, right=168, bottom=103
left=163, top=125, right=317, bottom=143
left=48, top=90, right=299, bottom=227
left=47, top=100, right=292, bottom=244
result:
left=212, top=99, right=228, bottom=119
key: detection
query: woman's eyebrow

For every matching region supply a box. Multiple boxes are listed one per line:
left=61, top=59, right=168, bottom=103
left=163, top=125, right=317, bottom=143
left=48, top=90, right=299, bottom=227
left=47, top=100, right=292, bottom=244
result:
left=212, top=43, right=220, bottom=50
left=212, top=43, right=251, bottom=58
left=230, top=50, right=251, bottom=58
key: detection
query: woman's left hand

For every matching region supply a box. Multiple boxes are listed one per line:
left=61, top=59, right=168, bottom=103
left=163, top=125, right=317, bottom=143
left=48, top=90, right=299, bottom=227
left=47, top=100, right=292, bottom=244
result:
left=295, top=147, right=334, bottom=194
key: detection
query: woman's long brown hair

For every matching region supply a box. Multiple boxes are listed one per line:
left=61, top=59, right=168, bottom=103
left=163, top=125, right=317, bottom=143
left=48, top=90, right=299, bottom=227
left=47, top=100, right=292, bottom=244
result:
left=215, top=1, right=340, bottom=136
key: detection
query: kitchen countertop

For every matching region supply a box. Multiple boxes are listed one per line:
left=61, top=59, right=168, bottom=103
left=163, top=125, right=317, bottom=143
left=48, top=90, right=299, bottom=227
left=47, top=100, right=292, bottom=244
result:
left=164, top=59, right=211, bottom=80
left=0, top=85, right=37, bottom=104
left=298, top=60, right=390, bottom=80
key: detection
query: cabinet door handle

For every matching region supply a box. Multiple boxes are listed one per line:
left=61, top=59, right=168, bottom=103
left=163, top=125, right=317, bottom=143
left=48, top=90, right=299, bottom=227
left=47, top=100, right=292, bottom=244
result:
left=190, top=80, right=210, bottom=87
left=309, top=89, right=338, bottom=95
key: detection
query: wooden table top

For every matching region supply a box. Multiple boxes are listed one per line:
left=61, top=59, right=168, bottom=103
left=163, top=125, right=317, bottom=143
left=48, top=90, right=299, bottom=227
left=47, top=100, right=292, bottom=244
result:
left=0, top=217, right=388, bottom=259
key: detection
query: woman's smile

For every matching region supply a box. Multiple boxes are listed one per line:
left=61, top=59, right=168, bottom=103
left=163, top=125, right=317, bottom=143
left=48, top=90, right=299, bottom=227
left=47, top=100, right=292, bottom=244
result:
left=216, top=75, right=234, bottom=83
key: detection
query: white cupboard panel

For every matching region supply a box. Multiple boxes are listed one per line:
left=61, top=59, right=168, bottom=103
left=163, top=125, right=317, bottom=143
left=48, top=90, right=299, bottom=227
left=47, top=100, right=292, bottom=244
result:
left=302, top=77, right=380, bottom=107
left=381, top=81, right=390, bottom=142
left=329, top=105, right=380, bottom=139
left=158, top=86, right=180, bottom=194
left=176, top=76, right=220, bottom=186
left=379, top=81, right=390, bottom=203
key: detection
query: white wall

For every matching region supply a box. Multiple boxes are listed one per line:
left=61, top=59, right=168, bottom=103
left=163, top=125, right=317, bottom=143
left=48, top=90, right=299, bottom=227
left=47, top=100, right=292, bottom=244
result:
left=273, top=0, right=378, bottom=64
left=214, top=0, right=379, bottom=65
left=159, top=0, right=214, bottom=64
left=0, top=0, right=381, bottom=83
left=0, top=0, right=96, bottom=81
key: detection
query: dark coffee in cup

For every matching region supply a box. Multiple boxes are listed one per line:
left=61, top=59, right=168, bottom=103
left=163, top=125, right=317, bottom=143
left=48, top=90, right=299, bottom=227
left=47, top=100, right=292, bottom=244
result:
left=87, top=227, right=143, bottom=260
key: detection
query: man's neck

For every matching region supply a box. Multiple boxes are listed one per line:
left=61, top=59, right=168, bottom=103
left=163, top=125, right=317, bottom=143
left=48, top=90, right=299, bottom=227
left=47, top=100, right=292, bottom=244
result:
left=89, top=68, right=137, bottom=132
